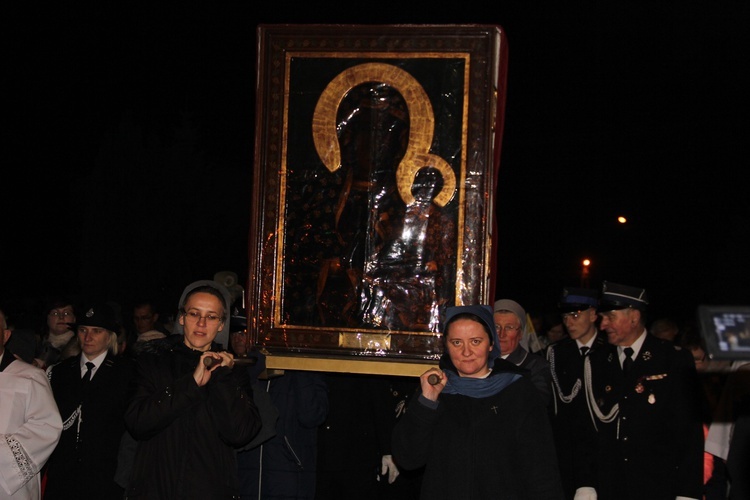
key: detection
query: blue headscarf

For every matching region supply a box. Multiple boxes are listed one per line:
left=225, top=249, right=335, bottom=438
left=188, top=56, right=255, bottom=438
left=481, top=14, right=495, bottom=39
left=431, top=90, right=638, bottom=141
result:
left=439, top=304, right=521, bottom=398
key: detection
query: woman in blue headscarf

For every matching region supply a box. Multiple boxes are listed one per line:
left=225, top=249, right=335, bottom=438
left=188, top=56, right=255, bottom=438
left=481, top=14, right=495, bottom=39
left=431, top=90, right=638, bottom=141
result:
left=391, top=305, right=564, bottom=499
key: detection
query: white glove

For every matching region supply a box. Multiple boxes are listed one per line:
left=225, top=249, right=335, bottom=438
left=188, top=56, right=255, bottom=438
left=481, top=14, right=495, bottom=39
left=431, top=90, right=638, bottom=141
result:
left=574, top=487, right=597, bottom=500
left=380, top=454, right=400, bottom=484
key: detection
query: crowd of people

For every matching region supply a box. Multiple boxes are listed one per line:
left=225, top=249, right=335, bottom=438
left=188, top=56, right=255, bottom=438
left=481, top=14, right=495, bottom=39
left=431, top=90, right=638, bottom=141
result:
left=1, top=279, right=748, bottom=499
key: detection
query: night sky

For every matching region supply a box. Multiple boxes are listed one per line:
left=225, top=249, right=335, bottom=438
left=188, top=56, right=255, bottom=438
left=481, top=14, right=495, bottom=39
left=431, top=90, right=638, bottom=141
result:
left=5, top=2, right=750, bottom=328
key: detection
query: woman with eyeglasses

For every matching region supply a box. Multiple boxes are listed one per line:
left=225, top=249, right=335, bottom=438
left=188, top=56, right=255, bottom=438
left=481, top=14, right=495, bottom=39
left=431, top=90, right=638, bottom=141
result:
left=35, top=296, right=79, bottom=369
left=123, top=280, right=261, bottom=499
left=493, top=298, right=553, bottom=409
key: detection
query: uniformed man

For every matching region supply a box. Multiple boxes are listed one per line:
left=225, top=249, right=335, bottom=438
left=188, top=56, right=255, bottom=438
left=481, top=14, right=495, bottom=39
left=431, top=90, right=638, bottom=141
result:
left=546, top=286, right=607, bottom=499
left=584, top=282, right=703, bottom=500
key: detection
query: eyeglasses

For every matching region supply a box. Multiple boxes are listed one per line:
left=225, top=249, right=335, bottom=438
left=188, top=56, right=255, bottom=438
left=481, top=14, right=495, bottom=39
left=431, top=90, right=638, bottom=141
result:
left=182, top=310, right=224, bottom=325
left=49, top=311, right=74, bottom=318
left=495, top=324, right=522, bottom=333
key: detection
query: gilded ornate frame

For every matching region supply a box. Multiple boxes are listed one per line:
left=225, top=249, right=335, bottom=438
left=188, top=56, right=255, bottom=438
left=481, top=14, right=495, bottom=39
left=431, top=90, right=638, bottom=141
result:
left=249, top=24, right=507, bottom=375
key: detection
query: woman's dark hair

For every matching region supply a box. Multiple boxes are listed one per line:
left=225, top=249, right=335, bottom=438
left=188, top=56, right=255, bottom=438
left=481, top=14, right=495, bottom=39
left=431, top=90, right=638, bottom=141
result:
left=44, top=296, right=77, bottom=316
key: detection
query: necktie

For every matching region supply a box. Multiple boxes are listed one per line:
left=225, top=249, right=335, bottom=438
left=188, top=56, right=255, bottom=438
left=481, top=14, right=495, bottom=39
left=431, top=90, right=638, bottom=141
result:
left=580, top=346, right=589, bottom=357
left=82, top=362, right=95, bottom=383
left=622, top=347, right=634, bottom=375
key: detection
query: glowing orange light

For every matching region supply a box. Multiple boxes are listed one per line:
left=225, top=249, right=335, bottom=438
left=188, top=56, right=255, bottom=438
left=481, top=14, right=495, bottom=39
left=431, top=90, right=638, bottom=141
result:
left=617, top=216, right=627, bottom=224
left=581, top=258, right=591, bottom=287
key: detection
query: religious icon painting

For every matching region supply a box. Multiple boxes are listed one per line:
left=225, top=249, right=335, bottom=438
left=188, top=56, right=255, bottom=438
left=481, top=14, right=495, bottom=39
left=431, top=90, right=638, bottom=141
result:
left=248, top=24, right=508, bottom=375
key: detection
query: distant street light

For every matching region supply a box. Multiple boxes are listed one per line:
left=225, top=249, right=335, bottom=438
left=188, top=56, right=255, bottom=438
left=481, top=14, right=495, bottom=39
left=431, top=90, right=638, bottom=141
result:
left=581, top=258, right=591, bottom=288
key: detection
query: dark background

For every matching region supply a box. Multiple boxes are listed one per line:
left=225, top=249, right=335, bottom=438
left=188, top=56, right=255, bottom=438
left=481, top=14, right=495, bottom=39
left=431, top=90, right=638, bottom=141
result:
left=5, top=2, right=749, bottom=329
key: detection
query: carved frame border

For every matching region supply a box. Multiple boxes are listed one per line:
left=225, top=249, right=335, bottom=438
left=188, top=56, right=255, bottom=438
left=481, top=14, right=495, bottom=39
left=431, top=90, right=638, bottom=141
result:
left=249, top=24, right=507, bottom=375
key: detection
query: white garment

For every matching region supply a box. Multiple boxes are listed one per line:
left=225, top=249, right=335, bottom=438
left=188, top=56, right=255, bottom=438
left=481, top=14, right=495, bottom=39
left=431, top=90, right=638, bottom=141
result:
left=46, top=331, right=74, bottom=350
left=137, top=330, right=166, bottom=343
left=705, top=360, right=750, bottom=460
left=618, top=329, right=647, bottom=367
left=80, top=350, right=108, bottom=380
left=0, top=357, right=63, bottom=499
left=705, top=421, right=732, bottom=460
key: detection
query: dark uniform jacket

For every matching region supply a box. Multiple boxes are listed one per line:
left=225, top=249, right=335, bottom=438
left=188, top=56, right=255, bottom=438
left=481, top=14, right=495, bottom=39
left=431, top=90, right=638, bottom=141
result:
left=506, top=345, right=553, bottom=408
left=316, top=373, right=390, bottom=500
left=124, top=335, right=261, bottom=499
left=586, top=333, right=703, bottom=499
left=45, top=352, right=135, bottom=499
left=547, top=331, right=608, bottom=499
left=237, top=369, right=328, bottom=500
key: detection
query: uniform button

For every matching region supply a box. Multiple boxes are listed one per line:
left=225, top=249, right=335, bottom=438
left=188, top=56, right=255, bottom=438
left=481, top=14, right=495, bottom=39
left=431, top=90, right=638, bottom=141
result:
left=623, top=436, right=628, bottom=441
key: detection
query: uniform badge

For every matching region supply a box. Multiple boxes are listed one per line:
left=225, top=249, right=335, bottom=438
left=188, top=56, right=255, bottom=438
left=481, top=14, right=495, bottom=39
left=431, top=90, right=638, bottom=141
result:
left=635, top=383, right=644, bottom=393
left=648, top=393, right=656, bottom=404
left=642, top=351, right=652, bottom=361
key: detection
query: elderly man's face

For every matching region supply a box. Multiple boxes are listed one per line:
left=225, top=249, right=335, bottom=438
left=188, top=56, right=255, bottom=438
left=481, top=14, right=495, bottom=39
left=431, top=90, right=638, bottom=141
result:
left=494, top=311, right=522, bottom=356
left=599, top=308, right=641, bottom=346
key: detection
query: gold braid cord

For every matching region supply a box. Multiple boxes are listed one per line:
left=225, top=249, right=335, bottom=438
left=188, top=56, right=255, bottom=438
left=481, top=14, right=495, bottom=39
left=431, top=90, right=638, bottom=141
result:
left=61, top=404, right=82, bottom=431
left=547, top=346, right=583, bottom=415
left=583, top=356, right=619, bottom=431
